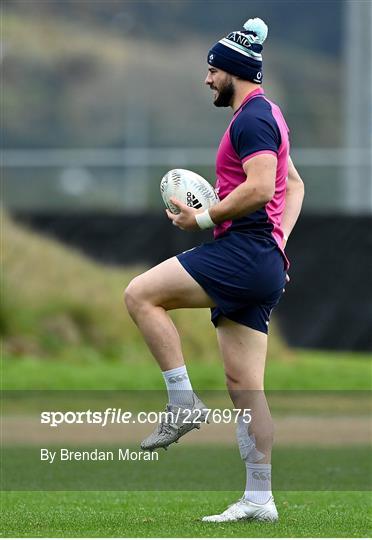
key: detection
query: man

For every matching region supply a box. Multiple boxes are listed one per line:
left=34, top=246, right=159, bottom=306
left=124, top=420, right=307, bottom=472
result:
left=125, top=17, right=304, bottom=522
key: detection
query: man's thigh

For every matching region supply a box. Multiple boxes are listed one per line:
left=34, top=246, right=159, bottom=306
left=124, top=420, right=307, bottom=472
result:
left=128, top=256, right=215, bottom=310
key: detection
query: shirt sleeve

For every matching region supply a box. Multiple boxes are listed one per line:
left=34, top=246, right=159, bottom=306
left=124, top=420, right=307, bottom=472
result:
left=230, top=109, right=281, bottom=163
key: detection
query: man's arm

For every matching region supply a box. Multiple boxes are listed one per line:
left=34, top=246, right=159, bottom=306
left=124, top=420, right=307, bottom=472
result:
left=167, top=154, right=277, bottom=230
left=209, top=154, right=276, bottom=223
left=281, top=156, right=305, bottom=247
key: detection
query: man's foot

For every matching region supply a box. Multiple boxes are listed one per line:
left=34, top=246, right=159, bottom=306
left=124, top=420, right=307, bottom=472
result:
left=140, top=392, right=209, bottom=451
left=202, top=496, right=278, bottom=523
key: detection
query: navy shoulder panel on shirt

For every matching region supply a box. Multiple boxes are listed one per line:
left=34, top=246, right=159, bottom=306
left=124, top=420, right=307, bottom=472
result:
left=230, top=96, right=281, bottom=162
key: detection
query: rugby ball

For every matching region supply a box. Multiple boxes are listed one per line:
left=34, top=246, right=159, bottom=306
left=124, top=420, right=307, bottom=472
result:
left=160, top=169, right=219, bottom=214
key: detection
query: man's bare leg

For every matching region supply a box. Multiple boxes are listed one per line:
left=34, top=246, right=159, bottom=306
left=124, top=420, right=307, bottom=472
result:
left=202, top=317, right=278, bottom=521
left=201, top=318, right=278, bottom=521
left=216, top=317, right=273, bottom=462
left=125, top=256, right=215, bottom=449
left=124, top=256, right=214, bottom=371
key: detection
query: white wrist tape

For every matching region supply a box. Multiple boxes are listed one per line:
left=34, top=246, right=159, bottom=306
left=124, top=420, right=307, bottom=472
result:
left=195, top=209, right=215, bottom=230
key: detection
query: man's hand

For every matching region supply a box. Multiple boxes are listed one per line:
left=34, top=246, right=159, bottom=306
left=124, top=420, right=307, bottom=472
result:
left=165, top=197, right=200, bottom=231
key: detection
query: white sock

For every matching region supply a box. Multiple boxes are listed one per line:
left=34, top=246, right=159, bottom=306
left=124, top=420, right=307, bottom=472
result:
left=244, top=463, right=272, bottom=505
left=236, top=416, right=272, bottom=505
left=162, top=365, right=194, bottom=407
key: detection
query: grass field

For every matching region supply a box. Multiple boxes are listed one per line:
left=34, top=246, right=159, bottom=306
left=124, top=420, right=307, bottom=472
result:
left=2, top=348, right=372, bottom=390
left=1, top=490, right=370, bottom=537
left=3, top=446, right=370, bottom=492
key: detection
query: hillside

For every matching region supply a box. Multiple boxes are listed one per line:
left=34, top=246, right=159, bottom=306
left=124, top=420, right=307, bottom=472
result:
left=3, top=4, right=342, bottom=149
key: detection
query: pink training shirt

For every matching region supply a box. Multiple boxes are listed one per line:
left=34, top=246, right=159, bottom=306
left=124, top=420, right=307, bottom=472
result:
left=213, top=87, right=290, bottom=267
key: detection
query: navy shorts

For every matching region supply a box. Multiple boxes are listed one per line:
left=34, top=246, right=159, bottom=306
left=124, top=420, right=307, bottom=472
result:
left=177, top=231, right=286, bottom=334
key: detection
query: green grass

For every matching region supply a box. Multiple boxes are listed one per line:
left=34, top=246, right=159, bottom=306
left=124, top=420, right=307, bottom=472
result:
left=2, top=349, right=371, bottom=390
left=1, top=490, right=371, bottom=537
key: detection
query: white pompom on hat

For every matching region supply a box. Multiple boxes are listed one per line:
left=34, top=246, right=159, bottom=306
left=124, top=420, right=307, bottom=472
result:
left=243, top=18, right=268, bottom=44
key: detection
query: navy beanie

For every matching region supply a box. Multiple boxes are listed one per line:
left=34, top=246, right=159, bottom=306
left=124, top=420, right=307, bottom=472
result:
left=208, top=18, right=268, bottom=83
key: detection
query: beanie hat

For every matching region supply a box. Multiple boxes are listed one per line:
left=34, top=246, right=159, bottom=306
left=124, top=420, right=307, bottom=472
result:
left=207, top=18, right=268, bottom=83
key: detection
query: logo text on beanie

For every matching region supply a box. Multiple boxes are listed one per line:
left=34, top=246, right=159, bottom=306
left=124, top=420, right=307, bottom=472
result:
left=226, top=31, right=252, bottom=49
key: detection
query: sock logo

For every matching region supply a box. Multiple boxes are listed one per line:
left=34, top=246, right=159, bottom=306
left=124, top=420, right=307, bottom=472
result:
left=252, top=471, right=271, bottom=481
left=186, top=191, right=202, bottom=209
left=168, top=374, right=189, bottom=384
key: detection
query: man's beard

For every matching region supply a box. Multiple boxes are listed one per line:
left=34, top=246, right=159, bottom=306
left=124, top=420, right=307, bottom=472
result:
left=213, top=80, right=234, bottom=107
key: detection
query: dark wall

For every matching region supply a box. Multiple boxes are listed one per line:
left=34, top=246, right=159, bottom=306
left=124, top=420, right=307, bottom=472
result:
left=279, top=215, right=372, bottom=352
left=13, top=212, right=372, bottom=352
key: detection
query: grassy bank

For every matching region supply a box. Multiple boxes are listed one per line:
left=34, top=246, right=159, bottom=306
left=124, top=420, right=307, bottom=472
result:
left=1, top=212, right=285, bottom=363
left=2, top=213, right=371, bottom=391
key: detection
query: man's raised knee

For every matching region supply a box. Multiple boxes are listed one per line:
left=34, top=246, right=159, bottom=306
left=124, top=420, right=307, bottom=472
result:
left=124, top=277, right=145, bottom=317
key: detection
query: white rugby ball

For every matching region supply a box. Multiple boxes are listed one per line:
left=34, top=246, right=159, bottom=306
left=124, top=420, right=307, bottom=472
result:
left=160, top=169, right=219, bottom=215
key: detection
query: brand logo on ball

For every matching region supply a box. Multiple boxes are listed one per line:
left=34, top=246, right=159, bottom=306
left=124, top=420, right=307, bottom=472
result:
left=160, top=169, right=219, bottom=215
left=186, top=191, right=202, bottom=209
